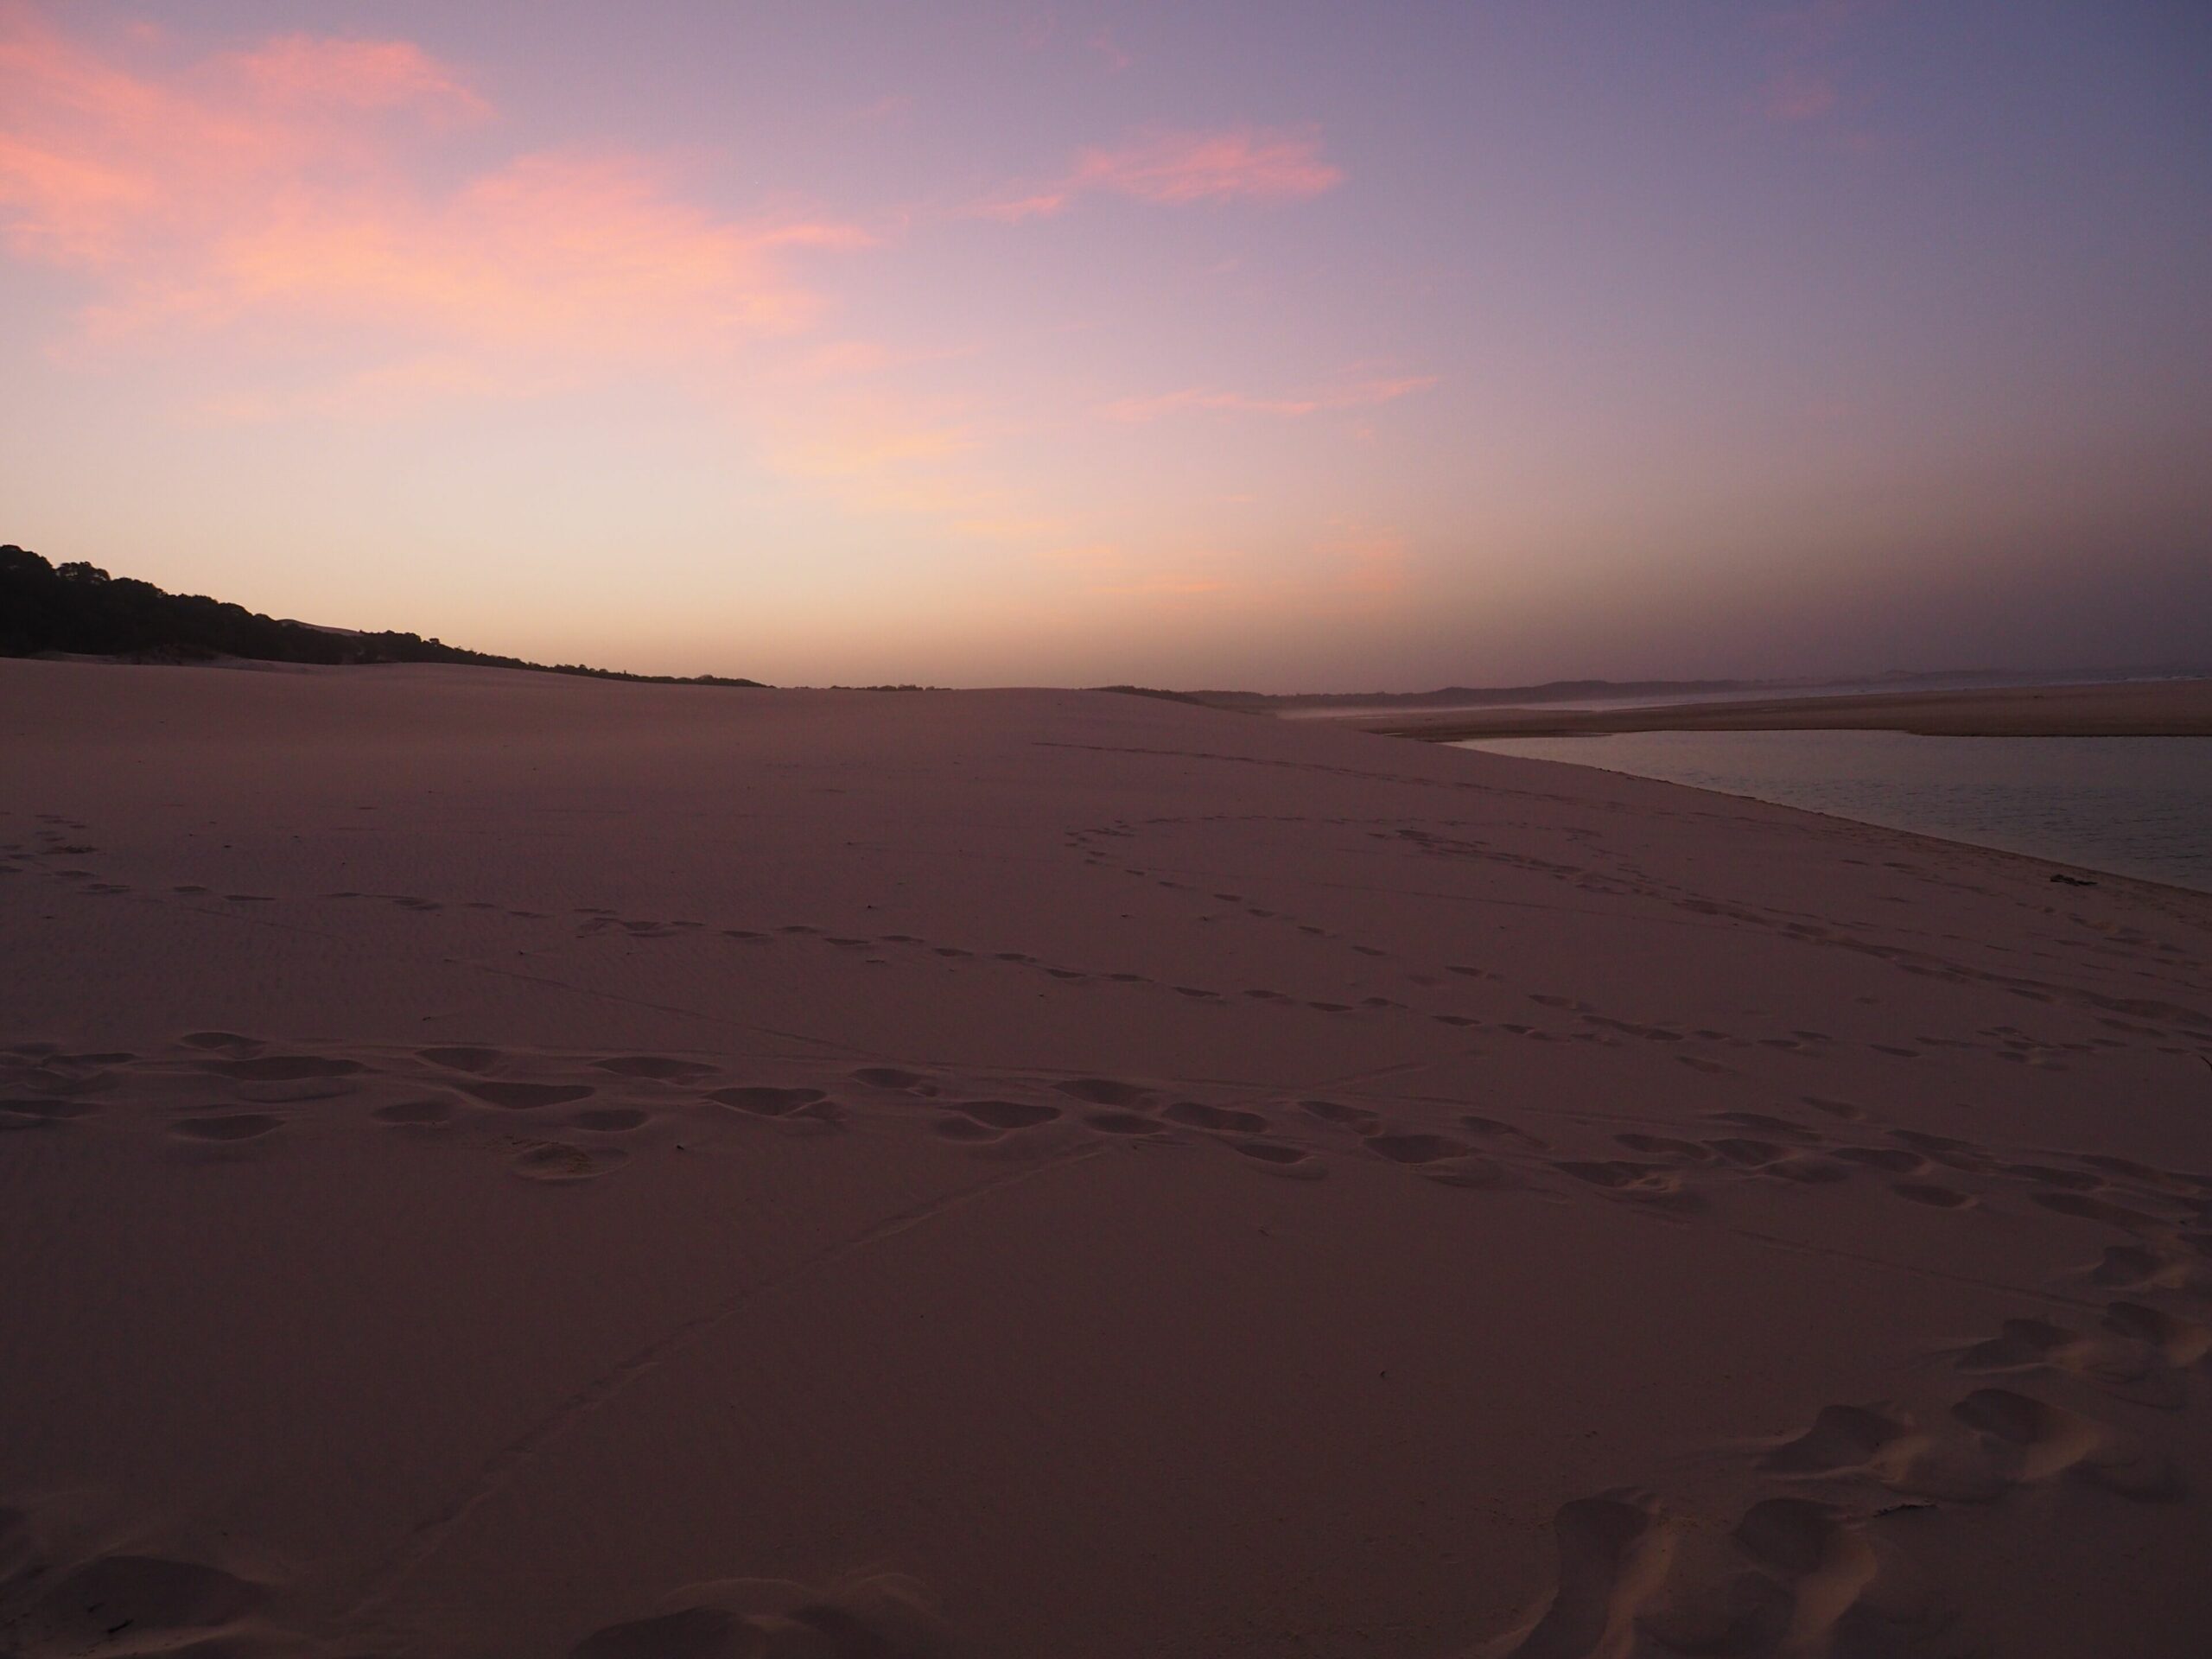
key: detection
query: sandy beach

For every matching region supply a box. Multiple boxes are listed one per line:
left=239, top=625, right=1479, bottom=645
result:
left=1363, top=678, right=2212, bottom=742
left=5, top=658, right=2212, bottom=1658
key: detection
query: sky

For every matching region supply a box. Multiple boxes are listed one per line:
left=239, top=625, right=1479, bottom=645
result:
left=2, top=1, right=2209, bottom=690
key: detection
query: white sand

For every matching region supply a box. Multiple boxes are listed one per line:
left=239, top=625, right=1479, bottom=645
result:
left=3, top=659, right=2209, bottom=1657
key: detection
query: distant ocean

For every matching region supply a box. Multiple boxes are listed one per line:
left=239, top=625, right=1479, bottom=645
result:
left=1461, top=730, right=2212, bottom=894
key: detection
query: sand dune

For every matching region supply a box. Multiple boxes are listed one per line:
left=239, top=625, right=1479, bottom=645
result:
left=3, top=660, right=2210, bottom=1656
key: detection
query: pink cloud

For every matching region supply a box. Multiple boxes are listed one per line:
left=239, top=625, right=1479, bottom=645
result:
left=1098, top=374, right=1436, bottom=423
left=1763, top=67, right=1840, bottom=123
left=841, top=93, right=912, bottom=126
left=226, top=35, right=492, bottom=120
left=973, top=126, right=1342, bottom=221
left=1087, top=30, right=1133, bottom=73
left=0, top=5, right=868, bottom=397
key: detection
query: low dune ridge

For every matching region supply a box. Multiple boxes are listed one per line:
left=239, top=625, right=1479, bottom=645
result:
left=1363, top=676, right=2212, bottom=740
left=3, top=658, right=2211, bottom=1656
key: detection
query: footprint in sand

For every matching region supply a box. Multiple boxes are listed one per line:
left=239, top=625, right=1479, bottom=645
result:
left=1552, top=1160, right=1699, bottom=1210
left=463, top=1082, right=595, bottom=1110
left=1761, top=1403, right=1920, bottom=1478
left=1366, top=1133, right=1471, bottom=1166
left=952, top=1100, right=1061, bottom=1130
left=1229, top=1141, right=1319, bottom=1176
left=5, top=1552, right=263, bottom=1652
left=1302, top=1100, right=1382, bottom=1136
left=1730, top=1495, right=1872, bottom=1578
left=1891, top=1181, right=1974, bottom=1209
left=2102, top=1301, right=2212, bottom=1367
left=853, top=1066, right=937, bottom=1093
left=569, top=1581, right=947, bottom=1659
left=510, top=1141, right=628, bottom=1182
left=594, top=1056, right=716, bottom=1083
left=1462, top=1114, right=1548, bottom=1150
left=2076, top=1154, right=2206, bottom=1193
left=1165, top=1101, right=1270, bottom=1135
left=1949, top=1387, right=2182, bottom=1499
left=419, top=1046, right=505, bottom=1074
left=2000, top=1162, right=2101, bottom=1191
left=1800, top=1094, right=1871, bottom=1122
left=1956, top=1319, right=2088, bottom=1376
left=2088, top=1244, right=2182, bottom=1289
left=170, top=1113, right=282, bottom=1141
left=1503, top=1491, right=1671, bottom=1659
left=708, top=1084, right=829, bottom=1118
left=574, top=1107, right=651, bottom=1133
left=373, top=1098, right=454, bottom=1126
left=1707, top=1111, right=1821, bottom=1142
left=2031, top=1190, right=2160, bottom=1230
left=1633, top=1497, right=1910, bottom=1656
left=0, top=1096, right=96, bottom=1131
left=1889, top=1130, right=1991, bottom=1173
left=1834, top=1146, right=1928, bottom=1174
left=1755, top=1154, right=1852, bottom=1185
left=571, top=1607, right=737, bottom=1659
left=208, top=1055, right=364, bottom=1083
left=1056, top=1078, right=1153, bottom=1108
left=1084, top=1111, right=1166, bottom=1136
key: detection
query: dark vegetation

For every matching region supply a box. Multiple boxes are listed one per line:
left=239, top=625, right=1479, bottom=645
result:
left=0, top=544, right=765, bottom=685
left=1095, top=684, right=1217, bottom=707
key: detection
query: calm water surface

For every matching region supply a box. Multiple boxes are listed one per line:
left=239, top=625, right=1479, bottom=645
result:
left=1461, top=731, right=2212, bottom=894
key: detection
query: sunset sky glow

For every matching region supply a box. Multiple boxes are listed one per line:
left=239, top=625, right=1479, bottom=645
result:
left=3, top=1, right=2208, bottom=687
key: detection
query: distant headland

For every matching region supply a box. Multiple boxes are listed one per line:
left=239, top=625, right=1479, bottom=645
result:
left=0, top=543, right=766, bottom=687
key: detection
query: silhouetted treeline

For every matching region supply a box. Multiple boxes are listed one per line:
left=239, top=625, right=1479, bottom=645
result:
left=1096, top=684, right=1216, bottom=706
left=0, top=545, right=765, bottom=686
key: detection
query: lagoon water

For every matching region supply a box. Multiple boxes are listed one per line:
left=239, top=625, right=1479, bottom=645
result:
left=1463, top=730, right=2212, bottom=894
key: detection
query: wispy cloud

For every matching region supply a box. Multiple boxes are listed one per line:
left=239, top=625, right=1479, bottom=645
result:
left=1753, top=0, right=1891, bottom=149
left=972, top=126, right=1342, bottom=222
left=0, top=6, right=869, bottom=397
left=228, top=34, right=492, bottom=120
left=1087, top=29, right=1134, bottom=73
left=1762, top=67, right=1839, bottom=123
left=1098, top=373, right=1435, bottom=423
left=841, top=93, right=912, bottom=126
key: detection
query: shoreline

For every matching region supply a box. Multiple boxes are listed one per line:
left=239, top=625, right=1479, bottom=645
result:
left=1359, top=676, right=2212, bottom=740
left=1439, top=734, right=2212, bottom=899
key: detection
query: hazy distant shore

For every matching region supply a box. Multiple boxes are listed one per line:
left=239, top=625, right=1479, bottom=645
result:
left=1359, top=675, right=2212, bottom=740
